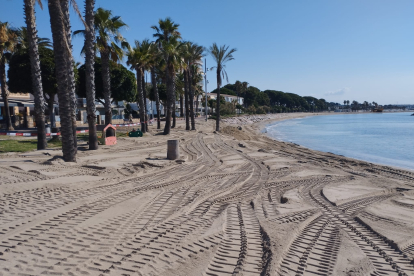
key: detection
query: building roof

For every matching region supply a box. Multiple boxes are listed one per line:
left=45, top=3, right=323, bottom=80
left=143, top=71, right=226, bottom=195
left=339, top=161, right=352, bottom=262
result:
left=207, top=93, right=243, bottom=99
left=0, top=97, right=58, bottom=108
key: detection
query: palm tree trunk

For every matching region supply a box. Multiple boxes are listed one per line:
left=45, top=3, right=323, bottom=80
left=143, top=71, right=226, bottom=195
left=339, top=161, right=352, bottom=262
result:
left=183, top=69, right=190, bottom=131
left=163, top=67, right=173, bottom=135
left=188, top=70, right=195, bottom=130
left=142, top=73, right=148, bottom=132
left=47, top=0, right=76, bottom=162
left=172, top=73, right=176, bottom=129
left=47, top=96, right=56, bottom=128
left=196, top=94, right=200, bottom=117
left=101, top=50, right=112, bottom=128
left=150, top=67, right=161, bottom=129
left=216, top=70, right=221, bottom=132
left=84, top=0, right=98, bottom=150
left=24, top=0, right=47, bottom=150
left=135, top=68, right=146, bottom=133
left=60, top=0, right=77, bottom=153
left=0, top=56, right=13, bottom=130
left=179, top=94, right=183, bottom=117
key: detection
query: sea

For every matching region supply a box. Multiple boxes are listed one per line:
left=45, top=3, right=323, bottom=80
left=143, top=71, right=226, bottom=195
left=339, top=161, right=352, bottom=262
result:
left=265, top=112, right=414, bottom=171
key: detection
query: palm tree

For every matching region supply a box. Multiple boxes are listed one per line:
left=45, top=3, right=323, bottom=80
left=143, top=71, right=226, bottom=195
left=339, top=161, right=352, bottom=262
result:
left=47, top=0, right=78, bottom=161
left=152, top=18, right=182, bottom=135
left=11, top=27, right=54, bottom=127
left=148, top=43, right=161, bottom=129
left=185, top=42, right=204, bottom=130
left=83, top=0, right=98, bottom=150
left=208, top=43, right=237, bottom=131
left=23, top=0, right=47, bottom=149
left=178, top=43, right=190, bottom=130
left=16, top=27, right=52, bottom=50
left=175, top=71, right=185, bottom=118
left=127, top=39, right=151, bottom=133
left=61, top=0, right=81, bottom=154
left=242, top=81, right=248, bottom=109
left=0, top=22, right=19, bottom=131
left=182, top=63, right=190, bottom=130
left=75, top=8, right=129, bottom=128
left=352, top=100, right=359, bottom=112
left=190, top=64, right=203, bottom=118
left=152, top=17, right=181, bottom=44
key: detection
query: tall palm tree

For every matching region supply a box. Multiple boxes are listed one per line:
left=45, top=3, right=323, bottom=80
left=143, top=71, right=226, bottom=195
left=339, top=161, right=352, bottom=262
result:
left=190, top=63, right=203, bottom=119
left=75, top=8, right=129, bottom=128
left=152, top=18, right=182, bottom=135
left=208, top=43, right=236, bottom=132
left=152, top=17, right=180, bottom=45
left=83, top=0, right=98, bottom=150
left=162, top=37, right=184, bottom=134
left=175, top=71, right=185, bottom=118
left=242, top=81, right=248, bottom=108
left=148, top=43, right=161, bottom=129
left=23, top=0, right=47, bottom=149
left=127, top=39, right=151, bottom=133
left=182, top=64, right=190, bottom=130
left=60, top=0, right=81, bottom=154
left=186, top=42, right=204, bottom=130
left=47, top=0, right=77, bottom=161
left=0, top=22, right=18, bottom=131
left=178, top=43, right=190, bottom=130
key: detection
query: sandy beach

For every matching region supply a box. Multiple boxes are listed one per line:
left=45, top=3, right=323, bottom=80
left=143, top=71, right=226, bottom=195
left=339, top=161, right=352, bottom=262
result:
left=1, top=113, right=414, bottom=276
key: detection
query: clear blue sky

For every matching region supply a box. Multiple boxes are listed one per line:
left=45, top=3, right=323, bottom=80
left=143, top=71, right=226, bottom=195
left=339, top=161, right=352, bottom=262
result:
left=2, top=0, right=413, bottom=104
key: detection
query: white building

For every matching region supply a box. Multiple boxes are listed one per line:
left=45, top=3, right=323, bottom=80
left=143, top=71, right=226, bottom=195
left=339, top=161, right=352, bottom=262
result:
left=206, top=93, right=244, bottom=105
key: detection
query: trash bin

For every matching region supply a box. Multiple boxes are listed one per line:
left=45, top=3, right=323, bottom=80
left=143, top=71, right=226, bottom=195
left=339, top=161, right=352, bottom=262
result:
left=167, top=140, right=179, bottom=160
left=45, top=124, right=51, bottom=134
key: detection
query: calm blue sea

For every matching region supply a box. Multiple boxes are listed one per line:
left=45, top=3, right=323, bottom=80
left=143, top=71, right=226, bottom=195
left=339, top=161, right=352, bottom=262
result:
left=265, top=112, right=414, bottom=171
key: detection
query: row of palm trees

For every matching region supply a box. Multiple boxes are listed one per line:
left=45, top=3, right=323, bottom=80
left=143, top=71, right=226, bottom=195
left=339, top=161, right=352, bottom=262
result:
left=0, top=0, right=237, bottom=162
left=343, top=100, right=379, bottom=111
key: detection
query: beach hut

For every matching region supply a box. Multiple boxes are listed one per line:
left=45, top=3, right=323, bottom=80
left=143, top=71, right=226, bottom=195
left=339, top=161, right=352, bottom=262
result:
left=97, top=124, right=117, bottom=145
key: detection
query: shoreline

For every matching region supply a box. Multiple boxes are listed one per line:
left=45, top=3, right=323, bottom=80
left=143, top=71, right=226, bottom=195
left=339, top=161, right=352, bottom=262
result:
left=244, top=112, right=414, bottom=173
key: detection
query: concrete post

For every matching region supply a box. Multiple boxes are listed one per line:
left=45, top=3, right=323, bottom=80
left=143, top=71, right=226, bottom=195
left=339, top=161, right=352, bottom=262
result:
left=78, top=110, right=84, bottom=123
left=167, top=140, right=180, bottom=160
left=24, top=107, right=30, bottom=128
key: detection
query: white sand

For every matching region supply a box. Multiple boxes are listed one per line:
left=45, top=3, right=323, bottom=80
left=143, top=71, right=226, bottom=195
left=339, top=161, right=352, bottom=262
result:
left=0, top=113, right=413, bottom=276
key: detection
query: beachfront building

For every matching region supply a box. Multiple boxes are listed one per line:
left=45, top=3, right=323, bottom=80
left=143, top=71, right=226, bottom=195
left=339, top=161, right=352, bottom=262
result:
left=206, top=93, right=243, bottom=105
left=174, top=93, right=244, bottom=117
left=205, top=93, right=244, bottom=115
left=0, top=92, right=60, bottom=128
